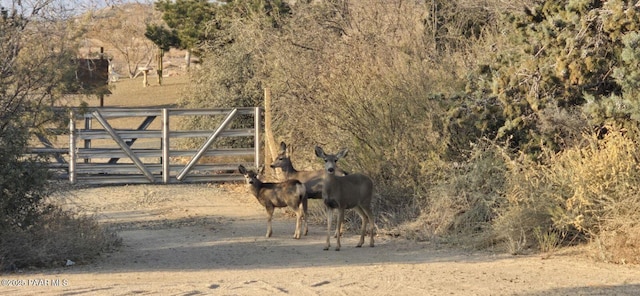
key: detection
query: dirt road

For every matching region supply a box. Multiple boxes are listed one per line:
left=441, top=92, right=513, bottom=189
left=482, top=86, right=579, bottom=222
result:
left=2, top=184, right=640, bottom=295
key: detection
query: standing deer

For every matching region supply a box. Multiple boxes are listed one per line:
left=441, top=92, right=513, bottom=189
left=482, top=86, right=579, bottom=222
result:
left=314, top=146, right=375, bottom=251
left=238, top=165, right=308, bottom=239
left=271, top=141, right=347, bottom=237
left=270, top=141, right=348, bottom=199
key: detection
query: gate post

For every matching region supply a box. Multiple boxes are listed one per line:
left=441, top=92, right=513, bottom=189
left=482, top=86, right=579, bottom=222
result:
left=84, top=113, right=91, bottom=163
left=162, top=108, right=170, bottom=184
left=69, top=111, right=77, bottom=184
left=254, top=107, right=261, bottom=169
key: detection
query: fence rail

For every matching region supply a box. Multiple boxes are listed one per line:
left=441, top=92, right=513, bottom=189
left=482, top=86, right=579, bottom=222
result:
left=30, top=107, right=262, bottom=185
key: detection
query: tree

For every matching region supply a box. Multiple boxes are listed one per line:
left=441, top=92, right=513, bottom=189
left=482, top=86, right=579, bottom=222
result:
left=145, top=24, right=179, bottom=85
left=1, top=0, right=75, bottom=228
left=583, top=0, right=640, bottom=129
left=1, top=1, right=122, bottom=270
left=86, top=4, right=159, bottom=78
left=467, top=0, right=634, bottom=155
left=1, top=0, right=74, bottom=250
left=154, top=0, right=219, bottom=68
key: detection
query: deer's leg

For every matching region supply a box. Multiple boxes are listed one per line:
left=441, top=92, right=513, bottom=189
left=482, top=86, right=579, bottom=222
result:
left=362, top=206, right=375, bottom=247
left=293, top=206, right=302, bottom=239
left=265, top=206, right=274, bottom=238
left=302, top=198, right=309, bottom=236
left=354, top=206, right=367, bottom=248
left=324, top=206, right=333, bottom=250
left=335, top=209, right=345, bottom=251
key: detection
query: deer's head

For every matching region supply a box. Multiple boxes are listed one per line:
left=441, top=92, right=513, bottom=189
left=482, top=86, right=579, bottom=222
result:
left=314, top=146, right=348, bottom=175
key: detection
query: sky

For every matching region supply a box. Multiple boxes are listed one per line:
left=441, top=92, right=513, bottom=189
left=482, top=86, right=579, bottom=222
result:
left=0, top=0, right=154, bottom=16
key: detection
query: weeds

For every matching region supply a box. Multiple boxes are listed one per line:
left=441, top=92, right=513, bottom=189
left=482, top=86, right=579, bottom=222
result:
left=1, top=205, right=121, bottom=270
left=533, top=227, right=561, bottom=254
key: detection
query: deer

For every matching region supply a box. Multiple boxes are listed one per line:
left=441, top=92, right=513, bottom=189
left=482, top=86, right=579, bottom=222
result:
left=270, top=141, right=348, bottom=200
left=271, top=141, right=348, bottom=238
left=238, top=165, right=308, bottom=239
left=314, top=146, right=375, bottom=251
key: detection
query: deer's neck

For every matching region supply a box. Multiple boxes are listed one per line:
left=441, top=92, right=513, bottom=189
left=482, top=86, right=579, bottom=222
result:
left=280, top=161, right=299, bottom=178
left=321, top=172, right=342, bottom=207
left=248, top=180, right=263, bottom=198
left=322, top=171, right=339, bottom=186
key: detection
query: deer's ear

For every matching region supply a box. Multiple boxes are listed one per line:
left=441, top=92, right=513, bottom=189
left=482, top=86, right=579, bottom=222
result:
left=314, top=146, right=325, bottom=158
left=279, top=141, right=287, bottom=153
left=337, top=148, right=348, bottom=159
left=258, top=164, right=265, bottom=176
left=286, top=144, right=293, bottom=156
left=238, top=165, right=247, bottom=174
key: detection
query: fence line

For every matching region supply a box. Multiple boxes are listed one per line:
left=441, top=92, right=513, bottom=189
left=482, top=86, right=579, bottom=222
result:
left=32, top=107, right=262, bottom=185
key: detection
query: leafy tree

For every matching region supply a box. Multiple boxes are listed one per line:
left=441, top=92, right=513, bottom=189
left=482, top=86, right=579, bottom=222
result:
left=1, top=1, right=70, bottom=230
left=175, top=0, right=291, bottom=151
left=154, top=0, right=219, bottom=67
left=145, top=23, right=179, bottom=85
left=177, top=0, right=292, bottom=107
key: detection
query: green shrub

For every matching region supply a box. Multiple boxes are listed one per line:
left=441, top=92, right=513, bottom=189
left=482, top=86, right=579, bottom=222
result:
left=0, top=124, right=51, bottom=233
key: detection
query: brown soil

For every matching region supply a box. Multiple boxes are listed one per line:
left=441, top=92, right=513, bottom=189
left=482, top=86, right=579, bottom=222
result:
left=3, top=184, right=640, bottom=295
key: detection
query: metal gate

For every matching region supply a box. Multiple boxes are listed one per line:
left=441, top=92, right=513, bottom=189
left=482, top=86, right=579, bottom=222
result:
left=59, top=107, right=261, bottom=185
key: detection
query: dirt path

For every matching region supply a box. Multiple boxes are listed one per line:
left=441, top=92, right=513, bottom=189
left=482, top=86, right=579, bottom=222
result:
left=3, top=184, right=640, bottom=295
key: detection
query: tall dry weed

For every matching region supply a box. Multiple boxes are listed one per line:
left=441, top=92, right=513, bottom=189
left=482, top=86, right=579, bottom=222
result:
left=497, top=128, right=640, bottom=262
left=397, top=141, right=507, bottom=244
left=1, top=205, right=121, bottom=270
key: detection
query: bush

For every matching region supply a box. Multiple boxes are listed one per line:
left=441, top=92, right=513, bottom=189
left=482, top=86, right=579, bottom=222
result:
left=0, top=124, right=121, bottom=270
left=0, top=124, right=51, bottom=233
left=1, top=205, right=121, bottom=270
left=417, top=141, right=508, bottom=244
left=496, top=127, right=640, bottom=262
left=172, top=0, right=640, bottom=263
left=0, top=1, right=122, bottom=271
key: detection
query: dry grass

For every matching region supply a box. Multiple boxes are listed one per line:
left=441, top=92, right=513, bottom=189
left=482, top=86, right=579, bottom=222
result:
left=496, top=128, right=640, bottom=263
left=47, top=74, right=190, bottom=150
left=71, top=74, right=189, bottom=108
left=1, top=202, right=122, bottom=270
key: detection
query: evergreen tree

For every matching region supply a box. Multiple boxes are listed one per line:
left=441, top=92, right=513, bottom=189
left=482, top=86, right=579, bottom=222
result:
left=470, top=0, right=640, bottom=154
left=144, top=24, right=180, bottom=85
left=584, top=0, right=640, bottom=128
left=154, top=0, right=218, bottom=54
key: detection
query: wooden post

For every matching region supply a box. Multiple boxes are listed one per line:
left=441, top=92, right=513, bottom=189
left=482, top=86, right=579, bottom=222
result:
left=157, top=48, right=163, bottom=86
left=139, top=67, right=150, bottom=87
left=143, top=70, right=149, bottom=87
left=99, top=47, right=106, bottom=106
left=185, top=49, right=191, bottom=70
left=263, top=87, right=280, bottom=179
